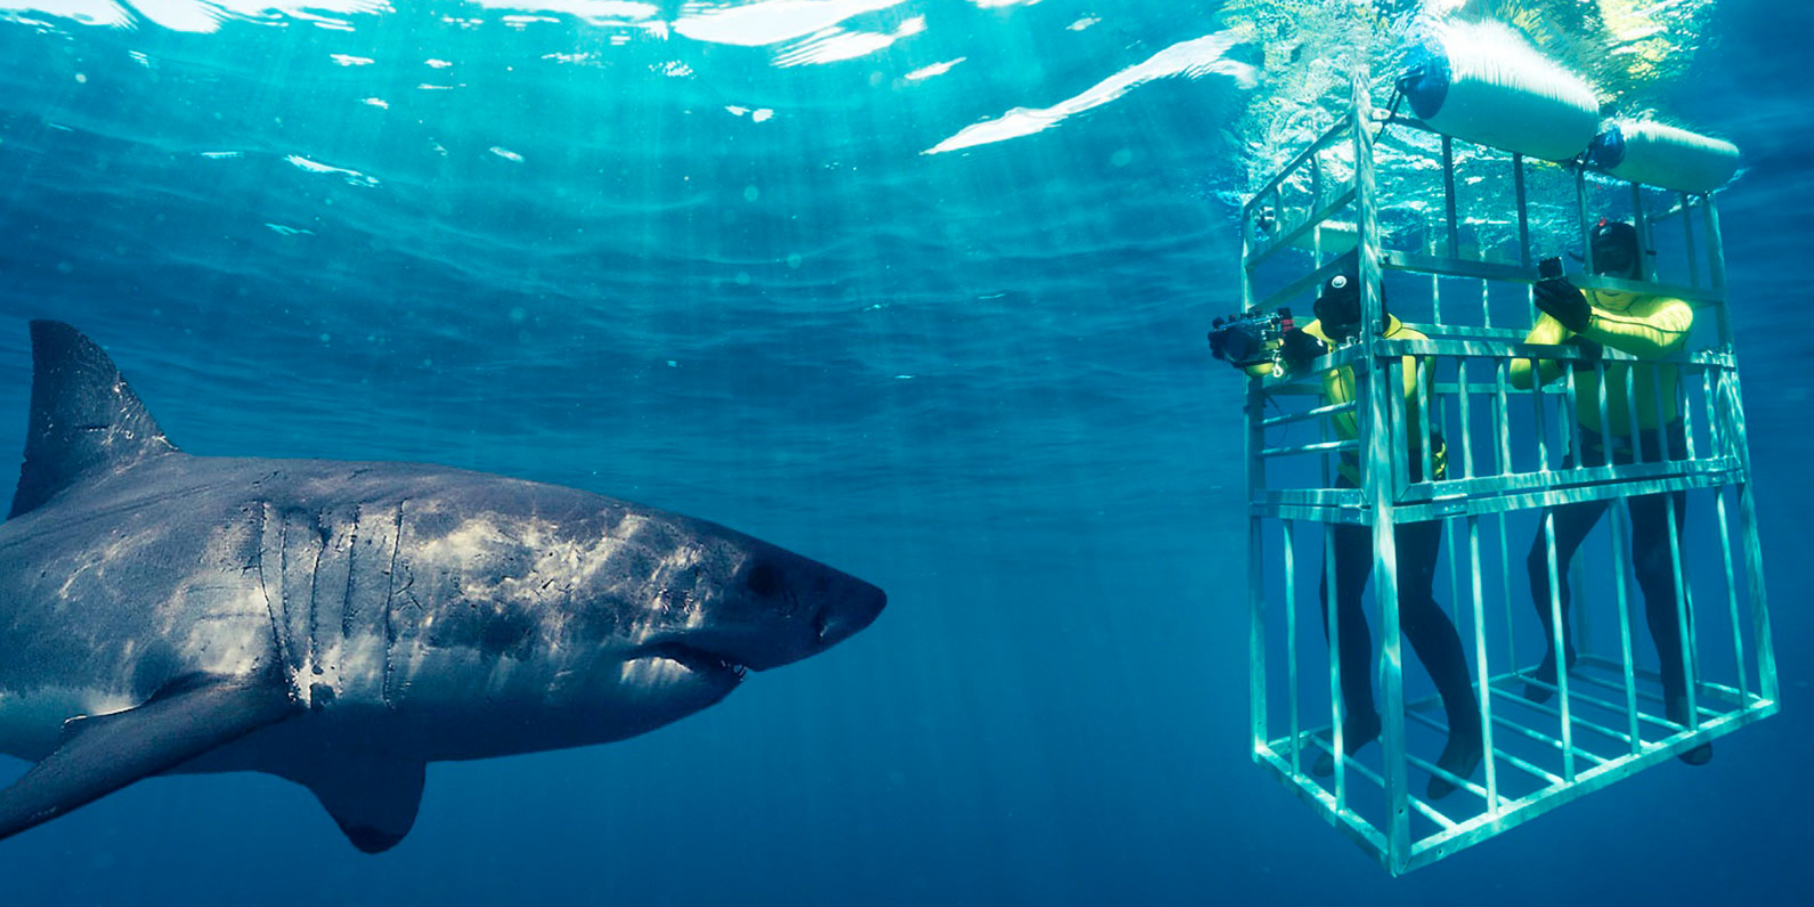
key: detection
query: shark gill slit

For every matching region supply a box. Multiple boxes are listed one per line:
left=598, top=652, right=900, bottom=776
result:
left=307, top=512, right=325, bottom=678
left=340, top=504, right=361, bottom=639
left=381, top=500, right=404, bottom=709
left=253, top=501, right=293, bottom=673
left=278, top=508, right=292, bottom=671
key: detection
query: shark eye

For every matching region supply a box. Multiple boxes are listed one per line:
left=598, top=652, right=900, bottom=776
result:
left=745, top=562, right=783, bottom=598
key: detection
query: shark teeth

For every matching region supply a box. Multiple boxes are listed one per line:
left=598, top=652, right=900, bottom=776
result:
left=637, top=642, right=746, bottom=683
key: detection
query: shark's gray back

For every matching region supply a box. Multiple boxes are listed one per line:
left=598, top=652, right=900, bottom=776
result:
left=2, top=457, right=443, bottom=709
left=0, top=455, right=275, bottom=713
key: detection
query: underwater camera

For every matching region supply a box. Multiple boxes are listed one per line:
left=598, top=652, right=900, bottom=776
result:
left=1208, top=307, right=1296, bottom=372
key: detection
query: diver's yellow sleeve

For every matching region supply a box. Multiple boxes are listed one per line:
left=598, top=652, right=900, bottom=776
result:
left=1509, top=313, right=1569, bottom=390
left=1243, top=361, right=1275, bottom=379
left=1581, top=296, right=1693, bottom=357
left=1305, top=318, right=1428, bottom=443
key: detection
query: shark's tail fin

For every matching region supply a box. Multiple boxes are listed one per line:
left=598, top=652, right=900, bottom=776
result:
left=9, top=321, right=180, bottom=519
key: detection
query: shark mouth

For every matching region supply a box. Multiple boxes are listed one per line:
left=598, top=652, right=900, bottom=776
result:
left=638, top=642, right=748, bottom=686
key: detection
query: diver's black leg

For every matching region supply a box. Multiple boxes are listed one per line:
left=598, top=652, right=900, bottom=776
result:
left=1522, top=498, right=1610, bottom=701
left=1312, top=521, right=1382, bottom=775
left=1629, top=488, right=1710, bottom=764
left=1394, top=518, right=1482, bottom=799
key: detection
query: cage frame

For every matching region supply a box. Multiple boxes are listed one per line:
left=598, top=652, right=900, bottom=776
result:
left=1238, top=71, right=1777, bottom=876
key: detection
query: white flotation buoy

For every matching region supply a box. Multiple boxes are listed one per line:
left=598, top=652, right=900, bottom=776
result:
left=1587, top=120, right=1740, bottom=193
left=1398, top=23, right=1601, bottom=162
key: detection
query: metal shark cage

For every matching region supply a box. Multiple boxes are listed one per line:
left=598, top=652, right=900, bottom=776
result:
left=1237, top=75, right=1776, bottom=875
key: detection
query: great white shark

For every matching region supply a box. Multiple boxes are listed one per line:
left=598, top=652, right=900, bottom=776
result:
left=0, top=321, right=885, bottom=852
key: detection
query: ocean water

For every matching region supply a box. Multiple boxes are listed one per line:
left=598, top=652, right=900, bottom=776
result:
left=0, top=1, right=1809, bottom=904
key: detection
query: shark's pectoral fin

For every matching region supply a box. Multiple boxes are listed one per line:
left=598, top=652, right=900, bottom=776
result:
left=281, top=755, right=426, bottom=854
left=0, top=672, right=300, bottom=842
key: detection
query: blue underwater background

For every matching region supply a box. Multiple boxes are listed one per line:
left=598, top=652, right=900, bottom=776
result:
left=0, top=0, right=1810, bottom=904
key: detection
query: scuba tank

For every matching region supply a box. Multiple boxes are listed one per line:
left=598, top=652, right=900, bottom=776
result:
left=1588, top=120, right=1740, bottom=193
left=1398, top=23, right=1600, bottom=162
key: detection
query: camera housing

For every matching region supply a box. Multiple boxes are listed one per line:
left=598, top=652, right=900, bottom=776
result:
left=1209, top=307, right=1295, bottom=370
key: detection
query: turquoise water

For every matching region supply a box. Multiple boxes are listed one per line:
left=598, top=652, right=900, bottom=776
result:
left=0, top=1, right=1809, bottom=903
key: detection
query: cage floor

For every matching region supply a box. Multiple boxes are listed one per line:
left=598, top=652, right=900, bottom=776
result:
left=1256, top=656, right=1775, bottom=875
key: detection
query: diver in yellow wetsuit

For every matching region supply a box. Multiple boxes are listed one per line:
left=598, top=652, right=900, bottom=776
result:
left=1235, top=256, right=1483, bottom=799
left=1511, top=220, right=1710, bottom=765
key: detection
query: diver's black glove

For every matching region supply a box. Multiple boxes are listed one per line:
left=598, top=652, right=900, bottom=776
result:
left=1570, top=336, right=1604, bottom=369
left=1278, top=328, right=1328, bottom=375
left=1534, top=278, right=1593, bottom=333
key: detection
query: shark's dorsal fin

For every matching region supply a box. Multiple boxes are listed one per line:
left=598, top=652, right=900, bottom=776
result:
left=10, top=320, right=180, bottom=518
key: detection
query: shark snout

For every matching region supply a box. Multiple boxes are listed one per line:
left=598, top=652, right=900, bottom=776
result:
left=667, top=561, right=885, bottom=674
left=814, top=578, right=886, bottom=650
left=729, top=574, right=884, bottom=672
